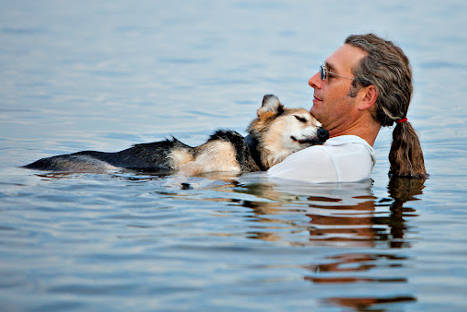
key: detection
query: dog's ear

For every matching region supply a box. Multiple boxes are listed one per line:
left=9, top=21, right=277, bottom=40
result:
left=257, top=94, right=284, bottom=117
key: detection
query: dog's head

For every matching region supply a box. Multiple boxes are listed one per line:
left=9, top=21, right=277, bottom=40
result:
left=248, top=94, right=329, bottom=169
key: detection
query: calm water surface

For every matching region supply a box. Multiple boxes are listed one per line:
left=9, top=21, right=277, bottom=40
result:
left=1, top=1, right=467, bottom=311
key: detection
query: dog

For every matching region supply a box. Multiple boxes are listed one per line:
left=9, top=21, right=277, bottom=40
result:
left=24, top=95, right=329, bottom=175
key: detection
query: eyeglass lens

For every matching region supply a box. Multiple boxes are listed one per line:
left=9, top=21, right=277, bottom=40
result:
left=320, top=65, right=327, bottom=80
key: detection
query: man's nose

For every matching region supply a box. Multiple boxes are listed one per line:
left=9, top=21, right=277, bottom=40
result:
left=308, top=72, right=322, bottom=89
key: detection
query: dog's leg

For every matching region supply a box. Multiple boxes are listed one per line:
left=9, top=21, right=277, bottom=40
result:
left=177, top=141, right=242, bottom=176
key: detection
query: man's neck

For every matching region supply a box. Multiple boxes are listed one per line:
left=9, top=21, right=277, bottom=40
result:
left=329, top=119, right=381, bottom=146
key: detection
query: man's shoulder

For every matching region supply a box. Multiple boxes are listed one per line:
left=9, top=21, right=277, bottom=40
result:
left=286, top=134, right=376, bottom=171
left=324, top=135, right=373, bottom=147
left=293, top=135, right=374, bottom=157
left=267, top=134, right=375, bottom=183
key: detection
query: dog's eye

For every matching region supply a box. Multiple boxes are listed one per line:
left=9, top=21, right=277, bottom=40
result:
left=294, top=115, right=307, bottom=123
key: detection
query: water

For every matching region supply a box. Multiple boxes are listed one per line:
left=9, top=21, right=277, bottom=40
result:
left=1, top=1, right=467, bottom=311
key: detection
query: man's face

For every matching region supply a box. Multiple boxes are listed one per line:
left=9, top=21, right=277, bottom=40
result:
left=309, top=44, right=367, bottom=134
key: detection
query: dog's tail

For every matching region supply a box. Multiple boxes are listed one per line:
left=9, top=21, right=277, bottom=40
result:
left=23, top=157, right=56, bottom=170
left=23, top=152, right=116, bottom=172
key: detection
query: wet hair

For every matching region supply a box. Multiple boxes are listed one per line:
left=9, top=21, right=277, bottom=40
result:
left=345, top=33, right=427, bottom=178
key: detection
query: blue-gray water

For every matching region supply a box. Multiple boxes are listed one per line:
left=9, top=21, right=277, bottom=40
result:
left=1, top=1, right=467, bottom=311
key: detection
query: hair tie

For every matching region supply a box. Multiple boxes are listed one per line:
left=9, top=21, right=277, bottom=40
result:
left=396, top=117, right=408, bottom=124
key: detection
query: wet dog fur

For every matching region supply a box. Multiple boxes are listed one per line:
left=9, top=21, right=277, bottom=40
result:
left=24, top=95, right=329, bottom=176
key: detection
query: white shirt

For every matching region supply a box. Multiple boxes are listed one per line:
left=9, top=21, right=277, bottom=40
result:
left=267, top=135, right=375, bottom=183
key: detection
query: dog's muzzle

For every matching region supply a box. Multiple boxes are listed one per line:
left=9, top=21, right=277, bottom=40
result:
left=291, top=127, right=329, bottom=145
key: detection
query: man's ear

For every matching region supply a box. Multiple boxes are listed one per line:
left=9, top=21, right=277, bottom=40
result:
left=357, top=85, right=378, bottom=111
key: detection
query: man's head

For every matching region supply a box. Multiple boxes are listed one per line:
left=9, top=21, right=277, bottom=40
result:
left=309, top=33, right=426, bottom=177
left=309, top=43, right=373, bottom=135
left=309, top=34, right=413, bottom=131
left=345, top=34, right=413, bottom=127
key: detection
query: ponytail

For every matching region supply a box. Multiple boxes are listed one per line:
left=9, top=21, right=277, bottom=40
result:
left=389, top=121, right=427, bottom=178
left=345, top=33, right=428, bottom=178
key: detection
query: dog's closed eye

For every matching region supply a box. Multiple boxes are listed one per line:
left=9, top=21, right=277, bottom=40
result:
left=294, top=115, right=307, bottom=123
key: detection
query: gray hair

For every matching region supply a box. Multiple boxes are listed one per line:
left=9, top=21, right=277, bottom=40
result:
left=345, top=34, right=427, bottom=178
left=345, top=33, right=412, bottom=126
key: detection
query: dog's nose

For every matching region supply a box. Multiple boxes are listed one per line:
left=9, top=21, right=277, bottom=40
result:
left=317, top=127, right=329, bottom=142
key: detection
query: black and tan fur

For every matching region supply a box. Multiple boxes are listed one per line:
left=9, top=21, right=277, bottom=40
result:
left=24, top=95, right=329, bottom=175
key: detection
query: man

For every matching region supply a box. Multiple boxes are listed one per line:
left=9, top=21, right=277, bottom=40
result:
left=268, top=33, right=427, bottom=183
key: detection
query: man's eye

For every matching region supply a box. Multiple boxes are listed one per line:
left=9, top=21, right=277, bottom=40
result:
left=294, top=115, right=307, bottom=123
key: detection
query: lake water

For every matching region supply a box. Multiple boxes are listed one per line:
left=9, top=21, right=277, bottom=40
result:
left=1, top=1, right=467, bottom=311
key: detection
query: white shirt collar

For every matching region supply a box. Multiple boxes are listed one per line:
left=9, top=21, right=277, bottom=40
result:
left=325, top=135, right=375, bottom=166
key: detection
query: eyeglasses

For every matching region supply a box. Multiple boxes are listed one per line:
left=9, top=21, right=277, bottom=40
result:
left=320, top=64, right=353, bottom=81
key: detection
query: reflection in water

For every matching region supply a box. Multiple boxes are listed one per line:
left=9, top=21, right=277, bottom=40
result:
left=326, top=296, right=417, bottom=311
left=234, top=177, right=424, bottom=247
left=303, top=253, right=408, bottom=283
left=231, top=176, right=426, bottom=311
left=386, top=177, right=425, bottom=249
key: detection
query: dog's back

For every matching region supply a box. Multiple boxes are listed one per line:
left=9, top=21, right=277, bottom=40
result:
left=24, top=95, right=328, bottom=175
left=24, top=138, right=192, bottom=173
